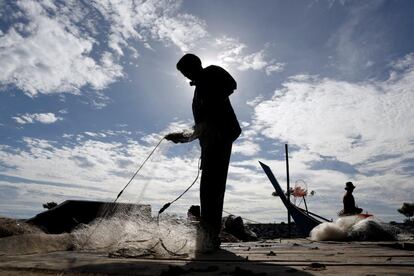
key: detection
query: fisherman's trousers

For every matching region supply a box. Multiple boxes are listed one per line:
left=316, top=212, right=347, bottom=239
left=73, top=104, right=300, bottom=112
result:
left=199, top=135, right=233, bottom=240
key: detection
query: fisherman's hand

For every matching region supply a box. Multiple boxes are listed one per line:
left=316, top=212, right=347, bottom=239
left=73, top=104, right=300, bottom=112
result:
left=193, top=123, right=206, bottom=138
left=165, top=132, right=188, bottom=143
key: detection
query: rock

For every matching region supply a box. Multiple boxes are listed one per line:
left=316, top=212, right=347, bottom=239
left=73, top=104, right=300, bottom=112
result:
left=246, top=223, right=303, bottom=239
left=223, top=216, right=258, bottom=242
left=303, top=262, right=326, bottom=271
left=219, top=230, right=240, bottom=242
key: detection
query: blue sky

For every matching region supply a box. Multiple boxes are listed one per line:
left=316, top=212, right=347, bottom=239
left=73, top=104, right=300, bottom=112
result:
left=1, top=0, right=414, bottom=222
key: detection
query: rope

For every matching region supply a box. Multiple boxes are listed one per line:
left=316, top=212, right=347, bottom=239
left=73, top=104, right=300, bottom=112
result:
left=154, top=157, right=201, bottom=256
left=222, top=209, right=261, bottom=224
left=81, top=137, right=199, bottom=257
left=115, top=137, right=165, bottom=202
left=157, top=157, right=201, bottom=217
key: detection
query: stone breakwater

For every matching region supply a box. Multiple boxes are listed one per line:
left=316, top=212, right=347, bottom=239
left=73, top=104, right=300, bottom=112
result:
left=246, top=222, right=414, bottom=240
left=246, top=223, right=304, bottom=239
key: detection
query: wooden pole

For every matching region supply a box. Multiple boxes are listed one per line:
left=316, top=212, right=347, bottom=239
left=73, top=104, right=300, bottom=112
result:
left=285, top=144, right=291, bottom=238
left=303, top=196, right=308, bottom=213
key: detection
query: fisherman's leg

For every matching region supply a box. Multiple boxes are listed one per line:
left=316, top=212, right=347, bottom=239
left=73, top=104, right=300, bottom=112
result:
left=200, top=140, right=232, bottom=246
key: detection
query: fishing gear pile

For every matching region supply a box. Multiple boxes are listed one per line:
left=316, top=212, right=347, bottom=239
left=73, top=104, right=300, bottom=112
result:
left=72, top=136, right=202, bottom=257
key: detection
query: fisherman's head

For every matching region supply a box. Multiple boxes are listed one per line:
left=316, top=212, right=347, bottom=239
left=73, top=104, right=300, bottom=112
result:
left=177, top=53, right=203, bottom=81
left=345, top=181, right=355, bottom=191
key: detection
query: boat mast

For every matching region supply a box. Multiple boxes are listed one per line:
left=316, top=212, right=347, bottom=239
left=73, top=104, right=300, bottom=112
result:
left=285, top=144, right=291, bottom=238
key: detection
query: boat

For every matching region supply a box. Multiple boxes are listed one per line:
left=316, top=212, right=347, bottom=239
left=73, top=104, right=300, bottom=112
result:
left=26, top=200, right=151, bottom=233
left=259, top=161, right=330, bottom=236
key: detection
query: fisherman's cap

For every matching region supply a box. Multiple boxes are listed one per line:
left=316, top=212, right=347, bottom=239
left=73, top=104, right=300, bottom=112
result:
left=345, top=181, right=356, bottom=190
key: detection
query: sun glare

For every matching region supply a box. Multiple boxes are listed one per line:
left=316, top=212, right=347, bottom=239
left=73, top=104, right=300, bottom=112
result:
left=200, top=54, right=227, bottom=69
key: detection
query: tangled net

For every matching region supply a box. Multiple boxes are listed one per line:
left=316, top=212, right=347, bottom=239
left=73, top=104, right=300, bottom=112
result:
left=72, top=209, right=198, bottom=258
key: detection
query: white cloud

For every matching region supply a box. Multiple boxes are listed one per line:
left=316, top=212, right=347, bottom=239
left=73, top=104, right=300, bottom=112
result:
left=92, top=0, right=207, bottom=54
left=0, top=120, right=204, bottom=215
left=0, top=117, right=290, bottom=222
left=232, top=140, right=260, bottom=157
left=265, top=63, right=285, bottom=75
left=84, top=132, right=106, bottom=138
left=0, top=0, right=207, bottom=97
left=12, top=112, right=62, bottom=124
left=0, top=1, right=123, bottom=97
left=391, top=53, right=414, bottom=71
left=151, top=13, right=208, bottom=52
left=252, top=65, right=414, bottom=164
left=0, top=0, right=282, bottom=99
left=1, top=103, right=412, bottom=222
left=247, top=53, right=414, bottom=218
left=215, top=36, right=285, bottom=75
left=327, top=1, right=388, bottom=79
left=0, top=131, right=280, bottom=221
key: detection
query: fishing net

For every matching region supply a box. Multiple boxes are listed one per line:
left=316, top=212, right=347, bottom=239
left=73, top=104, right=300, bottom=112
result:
left=70, top=137, right=204, bottom=258
left=72, top=208, right=198, bottom=258
left=310, top=216, right=399, bottom=241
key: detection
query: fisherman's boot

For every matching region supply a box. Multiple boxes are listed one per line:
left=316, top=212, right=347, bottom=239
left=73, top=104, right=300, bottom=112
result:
left=195, top=222, right=221, bottom=254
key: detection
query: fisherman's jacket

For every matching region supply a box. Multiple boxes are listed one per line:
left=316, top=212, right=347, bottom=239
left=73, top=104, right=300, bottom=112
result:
left=192, top=65, right=241, bottom=143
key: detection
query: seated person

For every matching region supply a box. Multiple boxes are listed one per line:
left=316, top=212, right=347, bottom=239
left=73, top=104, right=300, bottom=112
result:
left=338, top=182, right=363, bottom=216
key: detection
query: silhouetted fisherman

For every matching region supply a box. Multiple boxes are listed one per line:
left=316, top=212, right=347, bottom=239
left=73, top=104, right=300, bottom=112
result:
left=165, top=53, right=241, bottom=252
left=339, top=182, right=363, bottom=216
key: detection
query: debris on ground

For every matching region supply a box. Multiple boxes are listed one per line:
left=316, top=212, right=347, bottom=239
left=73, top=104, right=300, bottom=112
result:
left=303, top=262, right=326, bottom=271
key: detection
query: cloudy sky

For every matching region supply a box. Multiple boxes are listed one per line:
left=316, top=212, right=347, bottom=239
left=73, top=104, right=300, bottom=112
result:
left=1, top=0, right=413, bottom=223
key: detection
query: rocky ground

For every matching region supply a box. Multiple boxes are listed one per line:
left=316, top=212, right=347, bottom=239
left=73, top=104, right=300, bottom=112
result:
left=246, top=223, right=303, bottom=239
left=248, top=222, right=414, bottom=239
left=2, top=239, right=414, bottom=275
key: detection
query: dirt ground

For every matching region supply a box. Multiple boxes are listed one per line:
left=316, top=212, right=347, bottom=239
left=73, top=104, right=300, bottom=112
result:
left=1, top=238, right=413, bottom=275
left=1, top=215, right=413, bottom=275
